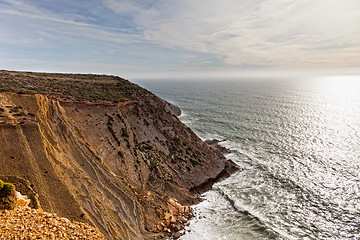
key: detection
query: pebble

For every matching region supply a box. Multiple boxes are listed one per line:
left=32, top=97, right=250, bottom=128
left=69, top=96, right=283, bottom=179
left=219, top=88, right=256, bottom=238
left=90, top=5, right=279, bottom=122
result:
left=0, top=206, right=104, bottom=239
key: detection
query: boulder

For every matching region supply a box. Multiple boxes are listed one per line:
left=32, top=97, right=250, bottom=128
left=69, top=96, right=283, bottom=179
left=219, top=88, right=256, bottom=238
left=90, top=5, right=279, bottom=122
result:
left=16, top=191, right=31, bottom=207
left=174, top=232, right=181, bottom=239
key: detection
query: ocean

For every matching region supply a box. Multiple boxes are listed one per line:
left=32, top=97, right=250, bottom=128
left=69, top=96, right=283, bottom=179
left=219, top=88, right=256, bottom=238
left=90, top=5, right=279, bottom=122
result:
left=135, top=77, right=360, bottom=240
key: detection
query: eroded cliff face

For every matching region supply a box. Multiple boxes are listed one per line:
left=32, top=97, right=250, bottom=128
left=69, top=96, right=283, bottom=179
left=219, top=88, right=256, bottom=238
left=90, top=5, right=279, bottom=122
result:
left=0, top=72, right=235, bottom=239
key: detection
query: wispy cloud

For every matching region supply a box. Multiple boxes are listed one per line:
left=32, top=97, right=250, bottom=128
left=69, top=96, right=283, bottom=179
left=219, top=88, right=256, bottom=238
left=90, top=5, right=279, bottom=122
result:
left=1, top=0, right=360, bottom=78
left=104, top=0, right=360, bottom=68
left=0, top=0, right=141, bottom=45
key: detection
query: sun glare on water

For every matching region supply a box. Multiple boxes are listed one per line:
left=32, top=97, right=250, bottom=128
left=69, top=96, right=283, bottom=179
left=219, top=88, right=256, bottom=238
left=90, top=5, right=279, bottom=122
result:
left=316, top=75, right=360, bottom=100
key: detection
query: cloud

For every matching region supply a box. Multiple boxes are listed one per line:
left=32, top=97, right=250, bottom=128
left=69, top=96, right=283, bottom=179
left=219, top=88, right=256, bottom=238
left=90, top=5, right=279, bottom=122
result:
left=1, top=0, right=360, bottom=78
left=102, top=0, right=148, bottom=15
left=0, top=0, right=141, bottom=46
left=104, top=0, right=360, bottom=69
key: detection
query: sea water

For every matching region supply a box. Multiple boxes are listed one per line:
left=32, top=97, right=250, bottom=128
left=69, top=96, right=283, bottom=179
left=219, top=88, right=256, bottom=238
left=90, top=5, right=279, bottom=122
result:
left=135, top=77, right=360, bottom=240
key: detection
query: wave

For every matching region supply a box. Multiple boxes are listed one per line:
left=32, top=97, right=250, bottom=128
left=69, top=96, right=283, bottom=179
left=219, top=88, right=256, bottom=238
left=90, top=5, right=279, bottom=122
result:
left=212, top=185, right=285, bottom=240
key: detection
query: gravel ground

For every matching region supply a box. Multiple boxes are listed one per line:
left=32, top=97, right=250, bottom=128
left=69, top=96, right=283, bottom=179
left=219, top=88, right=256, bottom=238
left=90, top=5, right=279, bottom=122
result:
left=0, top=206, right=104, bottom=239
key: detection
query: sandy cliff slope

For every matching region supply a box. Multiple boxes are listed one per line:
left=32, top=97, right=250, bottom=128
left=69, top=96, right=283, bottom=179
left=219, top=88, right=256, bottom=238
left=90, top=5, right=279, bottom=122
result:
left=0, top=71, right=237, bottom=239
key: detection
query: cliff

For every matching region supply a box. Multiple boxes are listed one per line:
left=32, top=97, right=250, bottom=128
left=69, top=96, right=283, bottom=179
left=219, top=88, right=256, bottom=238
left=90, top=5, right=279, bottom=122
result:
left=0, top=70, right=237, bottom=239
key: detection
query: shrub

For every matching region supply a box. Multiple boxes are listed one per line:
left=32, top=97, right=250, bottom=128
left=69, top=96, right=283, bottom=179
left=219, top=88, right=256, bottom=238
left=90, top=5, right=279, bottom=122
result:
left=0, top=180, right=14, bottom=195
left=190, top=158, right=201, bottom=166
left=173, top=137, right=181, bottom=145
left=135, top=145, right=144, bottom=152
left=116, top=113, right=122, bottom=121
left=143, top=144, right=153, bottom=150
left=122, top=128, right=129, bottom=138
left=107, top=116, right=120, bottom=145
left=108, top=125, right=120, bottom=145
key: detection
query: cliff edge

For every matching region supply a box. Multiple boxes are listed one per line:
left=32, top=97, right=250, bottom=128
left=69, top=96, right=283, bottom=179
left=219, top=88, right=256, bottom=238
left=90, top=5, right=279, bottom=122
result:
left=0, top=70, right=237, bottom=239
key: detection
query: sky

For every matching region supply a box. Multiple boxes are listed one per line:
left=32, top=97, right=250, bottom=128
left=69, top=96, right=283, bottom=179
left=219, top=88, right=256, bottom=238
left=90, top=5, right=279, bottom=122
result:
left=0, top=0, right=359, bottom=80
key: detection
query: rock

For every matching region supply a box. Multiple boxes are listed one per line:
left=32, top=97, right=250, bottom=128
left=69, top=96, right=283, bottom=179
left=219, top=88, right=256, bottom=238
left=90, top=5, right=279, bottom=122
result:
left=164, top=102, right=181, bottom=116
left=156, top=224, right=163, bottom=231
left=170, top=216, right=176, bottom=223
left=152, top=226, right=159, bottom=233
left=165, top=218, right=171, bottom=227
left=174, top=232, right=181, bottom=238
left=204, top=139, right=231, bottom=154
left=174, top=202, right=183, bottom=212
left=168, top=198, right=177, bottom=207
left=15, top=191, right=31, bottom=207
left=178, top=216, right=187, bottom=222
left=184, top=206, right=190, bottom=213
left=164, top=212, right=171, bottom=220
left=174, top=224, right=182, bottom=232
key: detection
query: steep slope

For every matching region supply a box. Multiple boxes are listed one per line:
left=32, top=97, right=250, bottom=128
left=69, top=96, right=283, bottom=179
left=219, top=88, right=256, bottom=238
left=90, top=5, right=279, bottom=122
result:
left=0, top=71, right=237, bottom=239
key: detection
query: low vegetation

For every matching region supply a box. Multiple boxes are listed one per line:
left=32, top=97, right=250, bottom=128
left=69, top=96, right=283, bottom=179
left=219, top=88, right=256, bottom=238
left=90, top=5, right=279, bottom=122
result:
left=0, top=179, right=14, bottom=195
left=122, top=128, right=129, bottom=138
left=0, top=70, right=150, bottom=102
left=107, top=116, right=120, bottom=145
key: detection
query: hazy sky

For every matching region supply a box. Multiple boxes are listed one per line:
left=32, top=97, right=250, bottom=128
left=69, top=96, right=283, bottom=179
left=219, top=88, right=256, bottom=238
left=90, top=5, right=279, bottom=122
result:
left=0, top=0, right=359, bottom=79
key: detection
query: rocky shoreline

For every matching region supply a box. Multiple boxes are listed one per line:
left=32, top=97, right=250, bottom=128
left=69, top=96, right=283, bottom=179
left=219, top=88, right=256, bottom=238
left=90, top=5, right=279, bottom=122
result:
left=153, top=140, right=239, bottom=239
left=152, top=198, right=192, bottom=239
